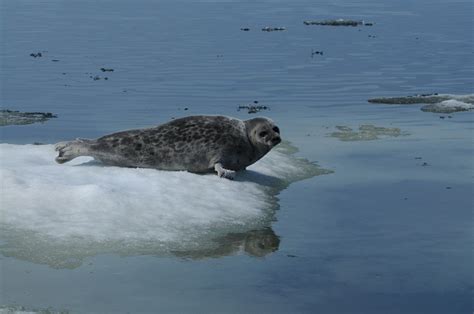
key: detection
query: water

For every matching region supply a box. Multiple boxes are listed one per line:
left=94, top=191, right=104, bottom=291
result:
left=1, top=0, right=473, bottom=313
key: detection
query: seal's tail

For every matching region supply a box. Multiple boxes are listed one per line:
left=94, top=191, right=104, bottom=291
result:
left=55, top=138, right=94, bottom=164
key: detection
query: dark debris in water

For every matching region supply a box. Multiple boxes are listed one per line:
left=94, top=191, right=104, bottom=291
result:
left=30, top=52, right=43, bottom=58
left=238, top=101, right=270, bottom=114
left=0, top=110, right=57, bottom=126
left=85, top=68, right=115, bottom=81
left=90, top=75, right=108, bottom=81
left=304, top=19, right=373, bottom=27
left=311, top=50, right=324, bottom=57
left=262, top=26, right=286, bottom=32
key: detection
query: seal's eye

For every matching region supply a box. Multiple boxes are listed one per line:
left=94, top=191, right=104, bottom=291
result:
left=259, top=131, right=268, bottom=137
left=272, top=126, right=280, bottom=133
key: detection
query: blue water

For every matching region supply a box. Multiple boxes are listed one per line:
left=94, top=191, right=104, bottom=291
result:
left=1, top=0, right=473, bottom=313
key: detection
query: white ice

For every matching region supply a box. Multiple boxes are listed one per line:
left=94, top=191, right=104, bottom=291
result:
left=0, top=143, right=324, bottom=248
left=436, top=99, right=474, bottom=110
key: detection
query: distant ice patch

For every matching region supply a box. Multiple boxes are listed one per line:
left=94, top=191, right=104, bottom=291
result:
left=0, top=305, right=67, bottom=314
left=328, top=124, right=409, bottom=141
left=0, top=109, right=57, bottom=126
left=368, top=93, right=474, bottom=113
left=420, top=99, right=474, bottom=113
left=0, top=143, right=331, bottom=268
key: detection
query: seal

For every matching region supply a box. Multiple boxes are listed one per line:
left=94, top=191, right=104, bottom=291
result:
left=55, top=115, right=281, bottom=179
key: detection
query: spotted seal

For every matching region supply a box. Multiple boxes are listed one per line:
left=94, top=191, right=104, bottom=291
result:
left=55, top=115, right=281, bottom=179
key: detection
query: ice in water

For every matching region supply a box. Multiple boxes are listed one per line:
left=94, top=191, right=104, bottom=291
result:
left=0, top=142, right=331, bottom=268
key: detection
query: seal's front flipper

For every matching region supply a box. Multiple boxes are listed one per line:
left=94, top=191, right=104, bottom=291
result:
left=55, top=138, right=93, bottom=164
left=214, top=163, right=236, bottom=180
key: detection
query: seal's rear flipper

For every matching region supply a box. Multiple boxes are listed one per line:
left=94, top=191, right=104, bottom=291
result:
left=55, top=138, right=93, bottom=164
left=214, top=163, right=236, bottom=180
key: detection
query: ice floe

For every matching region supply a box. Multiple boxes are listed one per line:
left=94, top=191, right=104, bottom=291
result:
left=0, top=110, right=57, bottom=126
left=0, top=142, right=331, bottom=268
left=328, top=124, right=409, bottom=141
left=420, top=99, right=474, bottom=113
left=368, top=94, right=474, bottom=113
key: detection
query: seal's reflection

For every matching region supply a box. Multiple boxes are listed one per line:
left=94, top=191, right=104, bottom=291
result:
left=173, top=227, right=280, bottom=259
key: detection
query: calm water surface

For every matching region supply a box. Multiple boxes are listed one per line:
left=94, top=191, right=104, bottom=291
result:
left=1, top=0, right=473, bottom=313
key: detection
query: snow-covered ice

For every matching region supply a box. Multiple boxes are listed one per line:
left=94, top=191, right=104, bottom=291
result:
left=0, top=143, right=330, bottom=267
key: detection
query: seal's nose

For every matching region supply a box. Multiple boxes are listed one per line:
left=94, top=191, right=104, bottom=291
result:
left=272, top=136, right=281, bottom=145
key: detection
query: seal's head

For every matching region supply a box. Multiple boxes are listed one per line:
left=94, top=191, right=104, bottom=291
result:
left=244, top=117, right=281, bottom=158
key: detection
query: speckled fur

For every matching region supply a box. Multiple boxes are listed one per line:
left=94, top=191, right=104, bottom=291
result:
left=55, top=115, right=281, bottom=174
